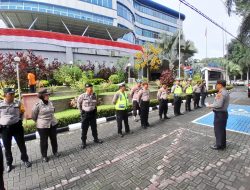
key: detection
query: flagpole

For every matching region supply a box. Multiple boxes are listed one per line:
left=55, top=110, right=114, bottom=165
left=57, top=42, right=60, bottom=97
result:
left=205, top=27, right=207, bottom=63
left=178, top=1, right=181, bottom=78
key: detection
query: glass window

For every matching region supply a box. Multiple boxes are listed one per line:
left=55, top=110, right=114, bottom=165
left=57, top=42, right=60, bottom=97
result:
left=79, top=0, right=112, bottom=8
left=117, top=3, right=134, bottom=23
left=134, top=2, right=177, bottom=24
left=135, top=14, right=177, bottom=33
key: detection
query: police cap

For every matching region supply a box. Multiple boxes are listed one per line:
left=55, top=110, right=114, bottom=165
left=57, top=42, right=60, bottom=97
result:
left=3, top=88, right=15, bottom=94
left=175, top=78, right=181, bottom=81
left=216, top=80, right=226, bottom=87
left=119, top=83, right=126, bottom=88
left=136, top=79, right=142, bottom=83
left=38, top=88, right=51, bottom=95
left=85, top=83, right=93, bottom=88
left=188, top=78, right=192, bottom=81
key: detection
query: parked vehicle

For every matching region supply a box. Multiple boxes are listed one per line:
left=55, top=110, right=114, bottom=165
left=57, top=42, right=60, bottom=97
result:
left=234, top=80, right=245, bottom=86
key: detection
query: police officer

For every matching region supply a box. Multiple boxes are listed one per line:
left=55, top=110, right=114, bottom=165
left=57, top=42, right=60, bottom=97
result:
left=112, top=83, right=132, bottom=137
left=138, top=82, right=150, bottom=128
left=77, top=83, right=103, bottom=149
left=130, top=80, right=142, bottom=122
left=32, top=89, right=59, bottom=162
left=0, top=142, right=5, bottom=190
left=207, top=80, right=229, bottom=150
left=157, top=83, right=170, bottom=120
left=171, top=78, right=183, bottom=116
left=184, top=78, right=193, bottom=111
left=193, top=81, right=202, bottom=109
left=201, top=80, right=208, bottom=107
left=0, top=88, right=31, bottom=172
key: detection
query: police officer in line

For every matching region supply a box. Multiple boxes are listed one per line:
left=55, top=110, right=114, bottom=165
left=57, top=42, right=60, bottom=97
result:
left=0, top=142, right=5, bottom=190
left=77, top=83, right=103, bottom=149
left=130, top=80, right=143, bottom=122
left=157, top=83, right=170, bottom=120
left=171, top=78, right=183, bottom=116
left=112, top=83, right=132, bottom=137
left=138, top=82, right=150, bottom=128
left=207, top=80, right=229, bottom=150
left=193, top=81, right=202, bottom=109
left=0, top=88, right=31, bottom=172
left=184, top=78, right=193, bottom=112
left=201, top=80, right=208, bottom=107
left=32, top=89, right=60, bottom=162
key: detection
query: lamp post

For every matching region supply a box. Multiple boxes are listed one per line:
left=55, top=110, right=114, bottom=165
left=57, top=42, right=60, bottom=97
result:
left=35, top=64, right=40, bottom=90
left=14, top=56, right=21, bottom=100
left=127, top=63, right=131, bottom=83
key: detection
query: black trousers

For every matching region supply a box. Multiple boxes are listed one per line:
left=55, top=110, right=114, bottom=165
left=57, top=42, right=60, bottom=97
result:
left=81, top=111, right=98, bottom=143
left=159, top=99, right=168, bottom=117
left=201, top=93, right=207, bottom=106
left=132, top=100, right=141, bottom=117
left=173, top=96, right=182, bottom=115
left=1, top=121, right=29, bottom=166
left=29, top=85, right=36, bottom=93
left=194, top=93, right=201, bottom=108
left=214, top=111, right=228, bottom=148
left=0, top=145, right=5, bottom=190
left=185, top=94, right=192, bottom=111
left=116, top=110, right=130, bottom=134
left=37, top=126, right=58, bottom=157
left=140, top=101, right=149, bottom=126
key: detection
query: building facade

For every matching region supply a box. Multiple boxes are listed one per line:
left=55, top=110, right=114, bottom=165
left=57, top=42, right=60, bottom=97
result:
left=0, top=0, right=185, bottom=66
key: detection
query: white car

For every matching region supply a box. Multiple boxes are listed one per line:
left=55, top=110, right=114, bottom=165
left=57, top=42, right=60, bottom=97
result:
left=234, top=80, right=245, bottom=86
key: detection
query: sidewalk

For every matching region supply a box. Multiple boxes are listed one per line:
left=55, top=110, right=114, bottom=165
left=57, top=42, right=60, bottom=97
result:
left=3, top=87, right=250, bottom=190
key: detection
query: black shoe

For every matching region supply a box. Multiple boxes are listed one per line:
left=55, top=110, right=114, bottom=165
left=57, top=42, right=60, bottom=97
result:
left=210, top=145, right=226, bottom=150
left=94, top=139, right=103, bottom=144
left=126, top=131, right=133, bottom=134
left=42, top=157, right=49, bottom=162
left=189, top=109, right=193, bottom=111
left=146, top=123, right=150, bottom=127
left=54, top=152, right=60, bottom=157
left=164, top=116, right=170, bottom=119
left=141, top=125, right=147, bottom=129
left=118, top=133, right=124, bottom=138
left=82, top=142, right=87, bottom=149
left=197, top=106, right=202, bottom=108
left=159, top=116, right=163, bottom=120
left=179, top=113, right=184, bottom=115
left=6, top=165, right=13, bottom=173
left=23, top=161, right=32, bottom=168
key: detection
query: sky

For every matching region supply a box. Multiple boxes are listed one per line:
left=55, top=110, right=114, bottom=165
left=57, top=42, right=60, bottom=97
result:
left=153, top=0, right=242, bottom=59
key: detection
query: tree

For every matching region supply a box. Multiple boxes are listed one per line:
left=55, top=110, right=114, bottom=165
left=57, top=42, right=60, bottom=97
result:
left=135, top=43, right=162, bottom=81
left=158, top=32, right=197, bottom=75
left=159, top=69, right=175, bottom=87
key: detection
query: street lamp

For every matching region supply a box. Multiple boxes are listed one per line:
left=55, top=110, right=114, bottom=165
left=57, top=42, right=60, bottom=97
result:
left=14, top=56, right=21, bottom=100
left=127, top=63, right=131, bottom=83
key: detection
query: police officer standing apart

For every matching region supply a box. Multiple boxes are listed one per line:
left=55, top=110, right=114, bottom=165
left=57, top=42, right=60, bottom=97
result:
left=112, top=83, right=132, bottom=137
left=0, top=142, right=5, bottom=190
left=171, top=79, right=183, bottom=116
left=77, top=83, right=103, bottom=149
left=193, top=81, right=202, bottom=109
left=32, top=89, right=60, bottom=162
left=0, top=88, right=31, bottom=172
left=207, top=80, right=229, bottom=150
left=138, top=82, right=150, bottom=128
left=184, top=78, right=193, bottom=112
left=157, top=83, right=170, bottom=120
left=130, top=80, right=142, bottom=122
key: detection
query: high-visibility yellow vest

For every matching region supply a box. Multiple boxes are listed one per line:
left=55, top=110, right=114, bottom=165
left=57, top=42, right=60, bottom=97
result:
left=174, top=86, right=182, bottom=95
left=115, top=91, right=128, bottom=110
left=186, top=85, right=193, bottom=94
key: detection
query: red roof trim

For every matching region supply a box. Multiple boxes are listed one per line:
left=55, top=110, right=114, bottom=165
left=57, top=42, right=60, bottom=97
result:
left=0, top=29, right=143, bottom=51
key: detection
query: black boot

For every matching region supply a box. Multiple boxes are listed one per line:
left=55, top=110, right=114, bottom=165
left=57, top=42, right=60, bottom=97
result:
left=82, top=141, right=87, bottom=149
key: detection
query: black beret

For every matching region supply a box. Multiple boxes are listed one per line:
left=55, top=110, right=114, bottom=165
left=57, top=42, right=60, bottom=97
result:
left=38, top=89, right=51, bottom=95
left=217, top=80, right=226, bottom=87
left=85, top=83, right=93, bottom=88
left=3, top=88, right=15, bottom=94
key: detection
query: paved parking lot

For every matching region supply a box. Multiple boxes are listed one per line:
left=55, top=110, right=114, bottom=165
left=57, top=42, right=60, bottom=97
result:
left=3, top=86, right=250, bottom=190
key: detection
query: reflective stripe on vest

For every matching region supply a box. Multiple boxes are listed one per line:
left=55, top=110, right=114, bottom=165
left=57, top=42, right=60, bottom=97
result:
left=174, top=86, right=182, bottom=94
left=186, top=85, right=193, bottom=94
left=115, top=92, right=128, bottom=110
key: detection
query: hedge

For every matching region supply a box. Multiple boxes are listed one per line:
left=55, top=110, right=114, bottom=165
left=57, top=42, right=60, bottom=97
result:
left=22, top=86, right=233, bottom=135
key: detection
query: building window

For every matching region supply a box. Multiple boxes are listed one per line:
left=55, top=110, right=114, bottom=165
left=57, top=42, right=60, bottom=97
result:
left=134, top=1, right=177, bottom=24
left=79, top=0, right=112, bottom=8
left=117, top=3, right=134, bottom=23
left=0, top=1, right=113, bottom=26
left=118, top=24, right=135, bottom=43
left=135, top=26, right=159, bottom=39
left=135, top=14, right=177, bottom=33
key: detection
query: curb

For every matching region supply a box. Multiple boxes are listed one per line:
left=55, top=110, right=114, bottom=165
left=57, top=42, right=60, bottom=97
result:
left=13, top=91, right=233, bottom=143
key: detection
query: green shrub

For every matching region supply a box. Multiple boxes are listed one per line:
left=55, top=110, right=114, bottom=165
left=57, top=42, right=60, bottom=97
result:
left=54, top=65, right=82, bottom=85
left=87, top=78, right=106, bottom=85
left=39, top=80, right=49, bottom=87
left=109, top=74, right=120, bottom=84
